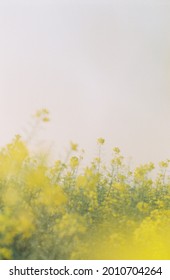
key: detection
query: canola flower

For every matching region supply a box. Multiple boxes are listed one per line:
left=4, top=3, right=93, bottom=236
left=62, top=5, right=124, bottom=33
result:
left=0, top=112, right=170, bottom=260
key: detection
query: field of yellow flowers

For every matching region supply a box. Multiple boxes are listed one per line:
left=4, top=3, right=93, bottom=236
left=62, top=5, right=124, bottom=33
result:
left=0, top=111, right=170, bottom=260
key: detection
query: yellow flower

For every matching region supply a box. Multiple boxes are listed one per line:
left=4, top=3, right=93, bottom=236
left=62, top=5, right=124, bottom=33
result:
left=113, top=147, right=120, bottom=154
left=76, top=175, right=87, bottom=188
left=37, top=184, right=67, bottom=212
left=70, top=142, right=78, bottom=151
left=97, top=138, right=105, bottom=145
left=136, top=201, right=149, bottom=212
left=0, top=248, right=12, bottom=259
left=16, top=212, right=35, bottom=238
left=42, top=117, right=50, bottom=122
left=70, top=156, right=79, bottom=168
left=34, top=108, right=50, bottom=122
left=159, top=160, right=169, bottom=168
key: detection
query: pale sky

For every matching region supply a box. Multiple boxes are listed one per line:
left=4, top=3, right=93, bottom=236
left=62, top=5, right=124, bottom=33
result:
left=0, top=0, right=170, bottom=166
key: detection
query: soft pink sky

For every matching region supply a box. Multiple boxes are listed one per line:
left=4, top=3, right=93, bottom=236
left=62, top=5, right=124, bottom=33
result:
left=0, top=0, right=170, bottom=165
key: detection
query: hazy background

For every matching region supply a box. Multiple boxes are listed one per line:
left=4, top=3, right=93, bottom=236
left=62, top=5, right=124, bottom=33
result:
left=0, top=0, right=170, bottom=166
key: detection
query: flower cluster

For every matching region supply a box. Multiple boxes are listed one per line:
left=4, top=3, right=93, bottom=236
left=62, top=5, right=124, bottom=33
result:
left=0, top=134, right=170, bottom=259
